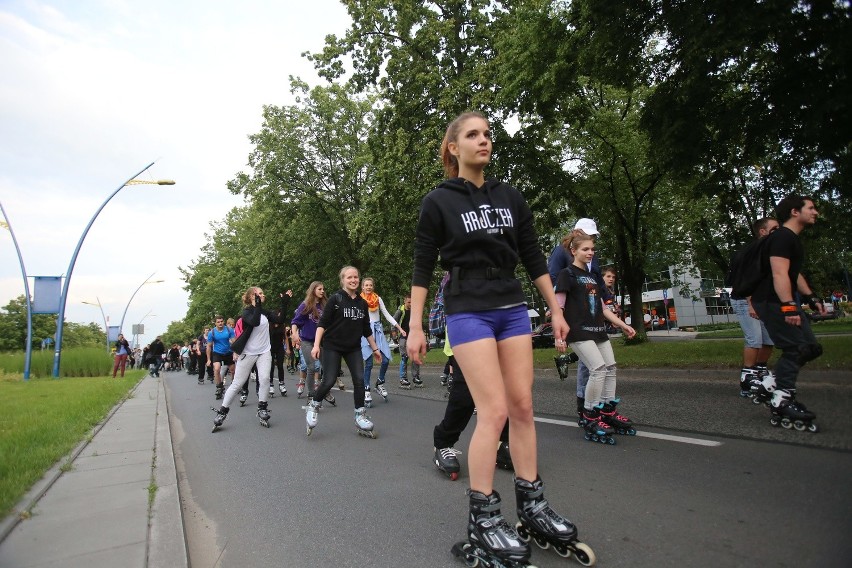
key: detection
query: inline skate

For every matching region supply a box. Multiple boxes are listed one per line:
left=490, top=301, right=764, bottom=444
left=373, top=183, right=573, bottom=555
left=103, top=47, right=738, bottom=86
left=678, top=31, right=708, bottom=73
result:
left=769, top=389, right=819, bottom=432
left=451, top=489, right=532, bottom=568
left=304, top=400, right=320, bottom=435
left=211, top=406, right=229, bottom=433
left=554, top=352, right=580, bottom=381
left=239, top=392, right=248, bottom=406
left=599, top=399, right=636, bottom=435
left=576, top=397, right=586, bottom=426
left=440, top=373, right=449, bottom=387
left=399, top=377, right=412, bottom=390
left=279, top=381, right=287, bottom=397
left=324, top=393, right=337, bottom=407
left=434, top=447, right=461, bottom=480
left=413, top=374, right=424, bottom=388
left=515, top=476, right=595, bottom=566
left=268, top=384, right=275, bottom=398
left=496, top=441, right=514, bottom=471
left=750, top=375, right=775, bottom=407
left=214, top=383, right=224, bottom=400
left=364, top=387, right=373, bottom=408
left=257, top=401, right=270, bottom=428
left=581, top=405, right=615, bottom=445
left=376, top=381, right=389, bottom=402
left=296, top=380, right=305, bottom=399
left=739, top=367, right=759, bottom=398
left=354, top=407, right=376, bottom=439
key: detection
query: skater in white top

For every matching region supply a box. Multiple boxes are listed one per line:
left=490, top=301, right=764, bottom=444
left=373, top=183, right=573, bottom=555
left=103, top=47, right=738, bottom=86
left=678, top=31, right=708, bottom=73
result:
left=212, top=287, right=290, bottom=430
left=359, top=277, right=405, bottom=404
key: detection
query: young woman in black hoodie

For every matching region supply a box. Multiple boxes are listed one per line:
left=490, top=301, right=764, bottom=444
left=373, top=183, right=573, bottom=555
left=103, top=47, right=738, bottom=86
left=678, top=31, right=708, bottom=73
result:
left=407, top=112, right=595, bottom=566
left=306, top=266, right=382, bottom=438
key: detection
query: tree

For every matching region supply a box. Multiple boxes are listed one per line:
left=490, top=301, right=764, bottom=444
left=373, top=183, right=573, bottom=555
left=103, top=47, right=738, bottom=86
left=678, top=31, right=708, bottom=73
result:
left=0, top=295, right=56, bottom=351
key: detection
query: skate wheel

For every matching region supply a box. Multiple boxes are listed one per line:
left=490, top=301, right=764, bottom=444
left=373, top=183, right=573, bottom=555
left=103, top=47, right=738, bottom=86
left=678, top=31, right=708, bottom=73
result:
left=573, top=542, right=596, bottom=566
left=794, top=421, right=806, bottom=431
left=769, top=417, right=780, bottom=427
left=514, top=522, right=531, bottom=542
left=627, top=428, right=637, bottom=436
left=808, top=422, right=819, bottom=433
left=211, top=425, right=219, bottom=433
left=607, top=437, right=616, bottom=445
left=449, top=472, right=459, bottom=481
left=752, top=397, right=763, bottom=405
left=452, top=542, right=479, bottom=567
left=306, top=426, right=312, bottom=436
left=533, top=535, right=550, bottom=550
left=781, top=418, right=793, bottom=429
left=554, top=543, right=571, bottom=558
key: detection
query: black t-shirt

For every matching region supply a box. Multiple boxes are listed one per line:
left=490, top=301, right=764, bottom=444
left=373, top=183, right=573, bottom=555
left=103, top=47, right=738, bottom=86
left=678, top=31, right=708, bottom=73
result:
left=555, top=264, right=607, bottom=342
left=751, top=226, right=803, bottom=303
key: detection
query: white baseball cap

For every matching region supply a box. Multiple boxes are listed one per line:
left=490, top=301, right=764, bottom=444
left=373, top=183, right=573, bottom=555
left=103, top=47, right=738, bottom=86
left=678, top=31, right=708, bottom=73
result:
left=574, top=218, right=600, bottom=236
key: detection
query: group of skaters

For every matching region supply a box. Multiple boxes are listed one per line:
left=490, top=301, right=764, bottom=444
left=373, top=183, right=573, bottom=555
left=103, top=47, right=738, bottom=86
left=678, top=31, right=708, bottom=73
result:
left=189, top=112, right=826, bottom=567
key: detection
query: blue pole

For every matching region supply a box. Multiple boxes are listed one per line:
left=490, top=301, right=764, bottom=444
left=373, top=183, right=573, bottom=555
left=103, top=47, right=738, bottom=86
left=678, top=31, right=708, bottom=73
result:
left=52, top=162, right=156, bottom=378
left=0, top=202, right=34, bottom=380
left=119, top=271, right=156, bottom=336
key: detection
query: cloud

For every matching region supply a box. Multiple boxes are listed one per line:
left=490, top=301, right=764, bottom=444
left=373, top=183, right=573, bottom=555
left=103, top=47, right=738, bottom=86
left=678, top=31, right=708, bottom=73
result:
left=0, top=0, right=350, bottom=342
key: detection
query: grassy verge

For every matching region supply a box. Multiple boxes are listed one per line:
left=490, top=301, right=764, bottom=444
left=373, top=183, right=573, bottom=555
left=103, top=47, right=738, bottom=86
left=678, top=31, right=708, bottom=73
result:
left=529, top=335, right=852, bottom=369
left=695, top=318, right=852, bottom=339
left=0, top=371, right=143, bottom=518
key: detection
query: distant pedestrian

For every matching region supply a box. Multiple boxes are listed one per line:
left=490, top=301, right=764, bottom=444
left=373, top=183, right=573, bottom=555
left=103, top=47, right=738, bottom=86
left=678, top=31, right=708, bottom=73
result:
left=360, top=277, right=406, bottom=403
left=112, top=334, right=132, bottom=378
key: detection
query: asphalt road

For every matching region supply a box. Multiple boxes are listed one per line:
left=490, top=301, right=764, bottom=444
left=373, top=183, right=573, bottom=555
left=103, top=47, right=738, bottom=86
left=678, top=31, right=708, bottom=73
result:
left=164, top=365, right=852, bottom=568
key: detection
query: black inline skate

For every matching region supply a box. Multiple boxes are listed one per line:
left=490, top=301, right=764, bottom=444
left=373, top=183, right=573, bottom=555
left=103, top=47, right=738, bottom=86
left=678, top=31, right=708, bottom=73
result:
left=581, top=405, right=615, bottom=445
left=211, top=406, right=229, bottom=433
left=324, top=393, right=337, bottom=407
left=214, top=383, right=224, bottom=400
left=750, top=376, right=775, bottom=407
left=739, top=367, right=759, bottom=398
left=576, top=397, right=586, bottom=426
left=257, top=401, right=270, bottom=428
left=555, top=352, right=580, bottom=381
left=398, top=377, right=412, bottom=390
left=376, top=381, right=389, bottom=402
left=599, top=399, right=636, bottom=435
left=434, top=447, right=461, bottom=480
left=413, top=374, right=424, bottom=388
left=451, top=490, right=533, bottom=568
left=515, top=476, right=596, bottom=566
left=496, top=441, right=514, bottom=471
left=769, top=389, right=818, bottom=432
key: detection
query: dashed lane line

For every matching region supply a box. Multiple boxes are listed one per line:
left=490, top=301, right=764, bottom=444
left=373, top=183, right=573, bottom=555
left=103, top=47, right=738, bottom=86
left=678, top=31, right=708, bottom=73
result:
left=534, top=416, right=723, bottom=447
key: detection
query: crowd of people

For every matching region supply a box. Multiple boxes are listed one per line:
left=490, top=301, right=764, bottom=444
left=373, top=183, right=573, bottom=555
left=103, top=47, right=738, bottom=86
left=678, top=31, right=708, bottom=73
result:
left=123, top=112, right=824, bottom=568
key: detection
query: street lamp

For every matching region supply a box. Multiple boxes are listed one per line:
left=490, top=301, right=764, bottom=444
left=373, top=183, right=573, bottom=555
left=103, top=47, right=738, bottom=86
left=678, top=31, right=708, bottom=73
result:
left=119, top=273, right=165, bottom=336
left=52, top=163, right=175, bottom=377
left=81, top=298, right=110, bottom=354
left=0, top=203, right=34, bottom=380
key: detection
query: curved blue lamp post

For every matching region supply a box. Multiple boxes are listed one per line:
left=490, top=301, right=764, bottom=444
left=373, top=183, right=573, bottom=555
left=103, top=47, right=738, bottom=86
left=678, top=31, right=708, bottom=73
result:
left=52, top=162, right=175, bottom=377
left=0, top=202, right=34, bottom=380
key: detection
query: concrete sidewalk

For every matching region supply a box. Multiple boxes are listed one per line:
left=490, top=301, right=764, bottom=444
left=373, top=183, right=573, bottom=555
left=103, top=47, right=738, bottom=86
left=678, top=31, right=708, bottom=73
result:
left=0, top=374, right=187, bottom=568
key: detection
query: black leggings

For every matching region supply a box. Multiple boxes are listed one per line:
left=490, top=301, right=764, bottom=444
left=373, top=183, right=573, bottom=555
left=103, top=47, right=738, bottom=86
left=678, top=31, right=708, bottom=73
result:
left=270, top=350, right=286, bottom=383
left=317, top=349, right=365, bottom=407
left=434, top=355, right=509, bottom=448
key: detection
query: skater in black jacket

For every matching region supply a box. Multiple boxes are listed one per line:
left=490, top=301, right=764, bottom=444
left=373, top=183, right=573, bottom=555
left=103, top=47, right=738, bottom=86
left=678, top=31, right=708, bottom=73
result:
left=407, top=112, right=594, bottom=566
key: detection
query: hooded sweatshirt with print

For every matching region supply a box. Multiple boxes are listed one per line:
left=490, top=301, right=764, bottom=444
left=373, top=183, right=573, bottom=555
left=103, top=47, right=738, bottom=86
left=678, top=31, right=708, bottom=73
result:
left=412, top=178, right=548, bottom=315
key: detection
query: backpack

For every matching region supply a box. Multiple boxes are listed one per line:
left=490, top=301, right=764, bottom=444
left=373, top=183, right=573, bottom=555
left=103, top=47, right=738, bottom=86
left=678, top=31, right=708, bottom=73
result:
left=728, top=236, right=771, bottom=298
left=428, top=274, right=449, bottom=338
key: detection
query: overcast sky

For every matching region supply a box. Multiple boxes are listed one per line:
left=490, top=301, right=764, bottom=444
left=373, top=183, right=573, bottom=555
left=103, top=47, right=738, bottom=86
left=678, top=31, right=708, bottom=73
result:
left=0, top=0, right=351, bottom=345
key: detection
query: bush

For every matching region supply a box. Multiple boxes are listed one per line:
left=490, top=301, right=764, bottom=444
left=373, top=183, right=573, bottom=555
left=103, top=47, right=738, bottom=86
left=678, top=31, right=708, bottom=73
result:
left=0, top=348, right=113, bottom=378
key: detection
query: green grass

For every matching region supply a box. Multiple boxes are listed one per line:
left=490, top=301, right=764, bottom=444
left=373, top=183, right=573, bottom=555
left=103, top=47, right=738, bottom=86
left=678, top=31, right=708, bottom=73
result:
left=695, top=318, right=852, bottom=339
left=527, top=335, right=852, bottom=370
left=0, top=372, right=142, bottom=518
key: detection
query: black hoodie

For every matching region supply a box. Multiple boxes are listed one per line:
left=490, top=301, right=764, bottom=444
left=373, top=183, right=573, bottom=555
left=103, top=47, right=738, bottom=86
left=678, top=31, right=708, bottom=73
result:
left=412, top=178, right=548, bottom=314
left=317, top=290, right=373, bottom=353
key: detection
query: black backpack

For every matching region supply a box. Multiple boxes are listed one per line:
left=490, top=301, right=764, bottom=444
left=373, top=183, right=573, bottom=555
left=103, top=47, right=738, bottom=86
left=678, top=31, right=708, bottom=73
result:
left=728, top=236, right=771, bottom=298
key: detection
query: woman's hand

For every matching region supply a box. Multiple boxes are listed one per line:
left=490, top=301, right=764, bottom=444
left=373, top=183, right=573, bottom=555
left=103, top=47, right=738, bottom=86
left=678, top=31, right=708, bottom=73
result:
left=373, top=350, right=382, bottom=363
left=311, top=345, right=320, bottom=361
left=407, top=328, right=427, bottom=365
left=550, top=311, right=570, bottom=353
left=622, top=325, right=637, bottom=339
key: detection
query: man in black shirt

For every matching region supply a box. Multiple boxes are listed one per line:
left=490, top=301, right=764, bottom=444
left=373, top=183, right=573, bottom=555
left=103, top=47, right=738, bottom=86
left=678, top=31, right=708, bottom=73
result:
left=751, top=195, right=826, bottom=431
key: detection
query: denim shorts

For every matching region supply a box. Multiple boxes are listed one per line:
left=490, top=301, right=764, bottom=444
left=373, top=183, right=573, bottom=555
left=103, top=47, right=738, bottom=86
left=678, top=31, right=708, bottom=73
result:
left=732, top=298, right=774, bottom=348
left=446, top=305, right=531, bottom=346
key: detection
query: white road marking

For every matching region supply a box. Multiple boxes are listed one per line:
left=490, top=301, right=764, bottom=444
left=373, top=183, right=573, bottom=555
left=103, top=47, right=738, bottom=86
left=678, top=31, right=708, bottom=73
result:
left=534, top=416, right=723, bottom=447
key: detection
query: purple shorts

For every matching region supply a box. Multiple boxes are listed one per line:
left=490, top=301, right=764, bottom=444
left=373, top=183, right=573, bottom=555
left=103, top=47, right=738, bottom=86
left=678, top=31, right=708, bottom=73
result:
left=446, top=305, right=531, bottom=346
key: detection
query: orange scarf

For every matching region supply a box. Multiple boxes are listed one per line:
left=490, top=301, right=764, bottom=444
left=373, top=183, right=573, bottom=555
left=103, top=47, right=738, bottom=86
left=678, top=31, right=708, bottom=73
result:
left=361, top=292, right=379, bottom=312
